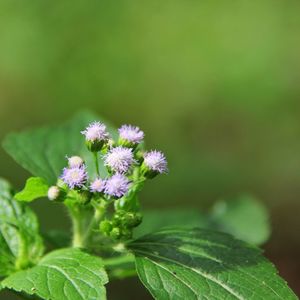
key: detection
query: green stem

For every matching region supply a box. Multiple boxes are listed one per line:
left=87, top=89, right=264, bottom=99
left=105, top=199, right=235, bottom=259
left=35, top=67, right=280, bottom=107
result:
left=69, top=200, right=107, bottom=248
left=71, top=208, right=85, bottom=248
left=94, top=152, right=100, bottom=176
left=82, top=202, right=107, bottom=244
left=69, top=205, right=92, bottom=248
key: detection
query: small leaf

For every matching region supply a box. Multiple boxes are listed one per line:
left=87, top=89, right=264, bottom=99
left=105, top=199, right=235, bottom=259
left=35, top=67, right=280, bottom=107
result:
left=2, top=248, right=109, bottom=300
left=15, top=177, right=49, bottom=202
left=0, top=178, right=44, bottom=277
left=3, top=111, right=117, bottom=184
left=211, top=195, right=271, bottom=245
left=129, top=228, right=297, bottom=300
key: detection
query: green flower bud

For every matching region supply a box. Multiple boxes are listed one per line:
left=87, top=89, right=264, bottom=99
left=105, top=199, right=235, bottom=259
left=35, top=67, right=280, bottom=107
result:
left=78, top=190, right=92, bottom=205
left=120, top=228, right=133, bottom=240
left=110, top=227, right=121, bottom=239
left=99, top=220, right=112, bottom=235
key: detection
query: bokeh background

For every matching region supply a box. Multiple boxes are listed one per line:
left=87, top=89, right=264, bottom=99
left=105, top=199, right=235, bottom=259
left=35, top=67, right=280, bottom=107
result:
left=0, top=0, right=300, bottom=298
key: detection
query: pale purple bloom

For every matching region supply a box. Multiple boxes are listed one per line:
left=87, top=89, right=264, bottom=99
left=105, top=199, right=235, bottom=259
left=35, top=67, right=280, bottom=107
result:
left=61, top=166, right=88, bottom=189
left=144, top=150, right=168, bottom=173
left=104, top=146, right=135, bottom=173
left=119, top=125, right=144, bottom=144
left=90, top=178, right=106, bottom=193
left=81, top=121, right=109, bottom=142
left=104, top=174, right=131, bottom=198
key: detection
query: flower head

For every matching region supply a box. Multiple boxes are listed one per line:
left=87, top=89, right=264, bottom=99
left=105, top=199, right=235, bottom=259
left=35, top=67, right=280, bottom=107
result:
left=67, top=156, right=84, bottom=168
left=81, top=121, right=109, bottom=142
left=104, top=174, right=131, bottom=198
left=119, top=125, right=144, bottom=144
left=48, top=186, right=60, bottom=201
left=143, top=150, right=168, bottom=174
left=104, top=146, right=135, bottom=173
left=61, top=166, right=88, bottom=189
left=90, top=177, right=106, bottom=193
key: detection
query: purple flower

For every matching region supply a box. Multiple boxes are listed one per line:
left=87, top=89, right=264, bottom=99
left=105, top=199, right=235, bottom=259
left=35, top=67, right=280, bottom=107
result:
left=61, top=166, right=88, bottom=189
left=90, top=178, right=106, bottom=193
left=119, top=125, right=144, bottom=144
left=144, top=150, right=168, bottom=174
left=81, top=121, right=109, bottom=142
left=104, top=174, right=131, bottom=198
left=104, top=146, right=135, bottom=173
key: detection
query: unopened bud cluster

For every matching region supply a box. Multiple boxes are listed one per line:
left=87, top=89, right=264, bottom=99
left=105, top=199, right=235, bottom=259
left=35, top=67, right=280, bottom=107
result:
left=100, top=211, right=142, bottom=240
left=47, top=121, right=167, bottom=240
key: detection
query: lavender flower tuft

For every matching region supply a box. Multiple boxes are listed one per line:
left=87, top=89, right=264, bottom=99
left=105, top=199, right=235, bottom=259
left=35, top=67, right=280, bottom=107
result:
left=104, top=174, right=131, bottom=198
left=81, top=121, right=109, bottom=152
left=81, top=121, right=109, bottom=142
left=143, top=150, right=168, bottom=177
left=104, top=146, right=135, bottom=173
left=90, top=177, right=106, bottom=193
left=61, top=166, right=88, bottom=189
left=119, top=124, right=144, bottom=145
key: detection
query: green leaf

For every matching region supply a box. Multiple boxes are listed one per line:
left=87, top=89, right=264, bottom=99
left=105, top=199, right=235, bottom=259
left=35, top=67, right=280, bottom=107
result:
left=135, top=195, right=270, bottom=245
left=3, top=111, right=117, bottom=184
left=0, top=178, right=44, bottom=277
left=134, top=209, right=210, bottom=238
left=211, top=195, right=271, bottom=245
left=2, top=248, right=109, bottom=300
left=129, top=228, right=297, bottom=300
left=15, top=177, right=49, bottom=202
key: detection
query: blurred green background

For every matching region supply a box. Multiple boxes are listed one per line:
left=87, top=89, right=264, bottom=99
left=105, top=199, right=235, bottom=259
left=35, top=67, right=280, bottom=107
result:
left=0, top=0, right=300, bottom=298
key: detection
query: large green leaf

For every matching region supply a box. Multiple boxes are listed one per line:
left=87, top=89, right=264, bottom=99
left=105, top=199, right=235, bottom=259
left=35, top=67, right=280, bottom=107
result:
left=134, top=209, right=210, bottom=238
left=15, top=177, right=49, bottom=202
left=0, top=178, right=44, bottom=277
left=3, top=111, right=117, bottom=184
left=1, top=248, right=109, bottom=300
left=129, top=228, right=297, bottom=300
left=210, top=195, right=270, bottom=245
left=135, top=196, right=270, bottom=245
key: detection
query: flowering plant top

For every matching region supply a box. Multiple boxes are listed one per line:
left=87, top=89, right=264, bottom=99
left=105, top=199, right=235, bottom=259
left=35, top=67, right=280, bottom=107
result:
left=49, top=121, right=168, bottom=241
left=0, top=112, right=296, bottom=300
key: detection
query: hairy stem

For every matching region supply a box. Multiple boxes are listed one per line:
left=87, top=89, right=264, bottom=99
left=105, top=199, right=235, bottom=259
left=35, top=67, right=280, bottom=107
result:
left=69, top=205, right=92, bottom=248
left=94, top=152, right=100, bottom=176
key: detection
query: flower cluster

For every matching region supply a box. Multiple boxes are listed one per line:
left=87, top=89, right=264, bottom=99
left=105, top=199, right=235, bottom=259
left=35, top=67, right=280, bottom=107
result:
left=48, top=121, right=167, bottom=239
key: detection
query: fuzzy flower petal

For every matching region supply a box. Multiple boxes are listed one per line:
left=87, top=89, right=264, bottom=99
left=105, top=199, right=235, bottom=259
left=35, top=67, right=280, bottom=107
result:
left=119, top=124, right=144, bottom=144
left=104, top=174, right=131, bottom=198
left=61, top=166, right=88, bottom=189
left=104, top=146, right=135, bottom=173
left=144, top=150, right=168, bottom=174
left=90, top=178, right=106, bottom=193
left=81, top=121, right=109, bottom=142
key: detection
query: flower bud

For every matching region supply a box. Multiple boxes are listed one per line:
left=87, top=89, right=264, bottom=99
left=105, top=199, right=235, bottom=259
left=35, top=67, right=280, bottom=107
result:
left=99, top=220, right=112, bottom=235
left=68, top=156, right=84, bottom=168
left=47, top=186, right=66, bottom=202
left=110, top=227, right=121, bottom=239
